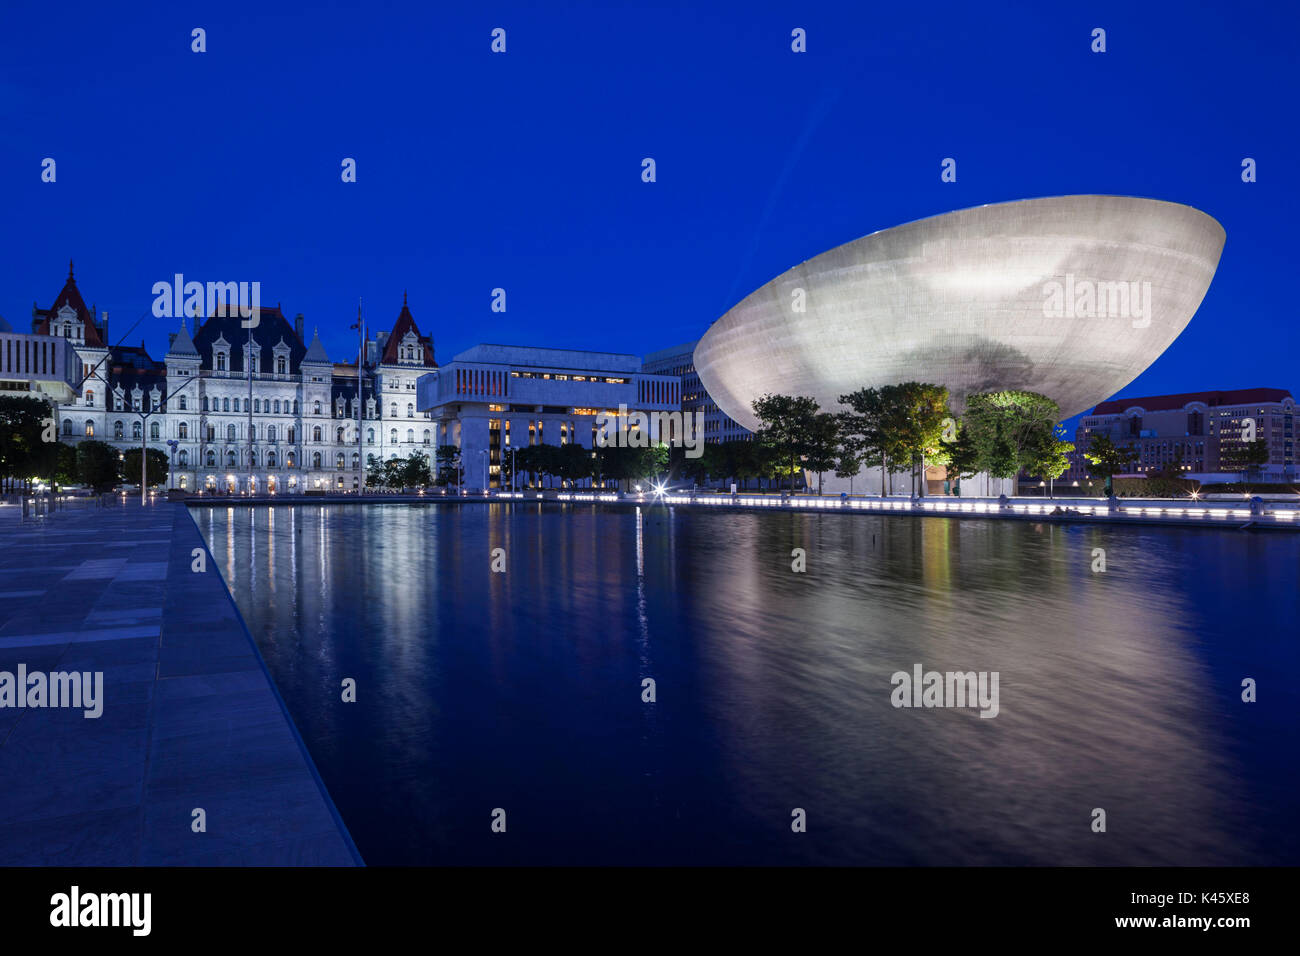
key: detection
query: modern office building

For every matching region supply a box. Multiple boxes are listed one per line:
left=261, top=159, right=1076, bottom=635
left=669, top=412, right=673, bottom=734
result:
left=415, top=344, right=682, bottom=490
left=641, top=340, right=751, bottom=445
left=1067, top=387, right=1296, bottom=483
left=693, top=195, right=1226, bottom=494
left=0, top=315, right=80, bottom=404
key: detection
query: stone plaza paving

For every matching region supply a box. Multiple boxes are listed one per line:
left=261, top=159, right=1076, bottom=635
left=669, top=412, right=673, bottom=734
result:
left=0, top=499, right=361, bottom=865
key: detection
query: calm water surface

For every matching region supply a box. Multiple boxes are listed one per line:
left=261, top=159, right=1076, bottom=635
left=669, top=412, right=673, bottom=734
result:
left=198, top=503, right=1299, bottom=865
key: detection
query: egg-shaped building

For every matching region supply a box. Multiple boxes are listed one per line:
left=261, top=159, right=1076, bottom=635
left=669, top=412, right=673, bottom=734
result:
left=694, top=196, right=1225, bottom=434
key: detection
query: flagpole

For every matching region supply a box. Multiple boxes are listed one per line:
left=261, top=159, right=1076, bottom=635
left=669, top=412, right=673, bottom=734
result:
left=355, top=299, right=364, bottom=497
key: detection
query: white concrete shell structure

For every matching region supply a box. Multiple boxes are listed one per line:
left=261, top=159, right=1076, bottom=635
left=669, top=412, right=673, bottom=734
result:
left=694, top=196, right=1226, bottom=437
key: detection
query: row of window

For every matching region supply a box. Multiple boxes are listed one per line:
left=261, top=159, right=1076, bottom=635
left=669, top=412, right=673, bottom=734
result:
left=72, top=419, right=435, bottom=444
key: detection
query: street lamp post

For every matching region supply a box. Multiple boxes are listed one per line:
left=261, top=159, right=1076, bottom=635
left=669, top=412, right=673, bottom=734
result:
left=166, top=439, right=179, bottom=491
left=135, top=374, right=196, bottom=507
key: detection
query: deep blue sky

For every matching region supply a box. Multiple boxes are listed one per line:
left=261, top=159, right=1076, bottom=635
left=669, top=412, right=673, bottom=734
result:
left=2, top=0, right=1296, bottom=426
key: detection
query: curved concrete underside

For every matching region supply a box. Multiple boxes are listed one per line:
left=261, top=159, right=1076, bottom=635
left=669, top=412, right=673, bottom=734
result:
left=695, top=196, right=1225, bottom=431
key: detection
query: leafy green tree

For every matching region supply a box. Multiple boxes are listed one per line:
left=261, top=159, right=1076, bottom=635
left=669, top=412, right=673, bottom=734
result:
left=1022, top=425, right=1075, bottom=496
left=53, top=442, right=79, bottom=485
left=802, top=412, right=842, bottom=495
left=957, top=390, right=1067, bottom=494
left=890, top=382, right=951, bottom=497
left=402, top=452, right=432, bottom=488
left=435, top=444, right=461, bottom=487
left=839, top=383, right=950, bottom=496
left=752, top=394, right=820, bottom=493
left=834, top=442, right=864, bottom=494
left=0, top=395, right=53, bottom=492
left=76, top=440, right=121, bottom=492
left=678, top=442, right=713, bottom=486
left=557, top=442, right=592, bottom=488
left=1083, top=434, right=1137, bottom=495
left=120, top=448, right=169, bottom=487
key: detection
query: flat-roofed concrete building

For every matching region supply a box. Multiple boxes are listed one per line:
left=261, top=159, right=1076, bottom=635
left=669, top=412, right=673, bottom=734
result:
left=416, top=344, right=682, bottom=490
left=1068, top=387, right=1296, bottom=483
left=642, top=340, right=751, bottom=446
left=0, top=320, right=80, bottom=404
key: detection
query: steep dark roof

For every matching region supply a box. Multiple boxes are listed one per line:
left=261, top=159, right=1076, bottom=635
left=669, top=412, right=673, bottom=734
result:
left=106, top=343, right=167, bottom=401
left=379, top=296, right=437, bottom=367
left=32, top=261, right=105, bottom=347
left=166, top=317, right=199, bottom=357
left=191, top=306, right=306, bottom=373
left=1094, top=387, right=1294, bottom=414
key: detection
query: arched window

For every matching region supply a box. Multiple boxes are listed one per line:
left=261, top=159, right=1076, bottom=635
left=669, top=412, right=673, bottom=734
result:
left=243, top=399, right=250, bottom=413
left=390, top=428, right=397, bottom=443
left=286, top=453, right=296, bottom=468
left=313, top=426, right=322, bottom=442
left=312, top=452, right=322, bottom=468
left=227, top=425, right=236, bottom=441
left=287, top=426, right=296, bottom=443
left=178, top=396, right=187, bottom=411
left=253, top=399, right=260, bottom=413
left=314, top=401, right=322, bottom=415
left=249, top=424, right=256, bottom=441
left=85, top=390, right=93, bottom=406
left=223, top=397, right=230, bottom=412
left=351, top=453, right=359, bottom=470
left=114, top=421, right=124, bottom=439
left=293, top=400, right=299, bottom=414
left=206, top=451, right=216, bottom=467
left=268, top=425, right=276, bottom=441
left=179, top=422, right=188, bottom=439
left=150, top=422, right=160, bottom=440
left=202, top=396, right=209, bottom=412
left=179, top=475, right=187, bottom=489
left=178, top=450, right=188, bottom=467
left=267, top=452, right=276, bottom=467
left=390, top=403, right=397, bottom=418
left=249, top=451, right=257, bottom=466
left=367, top=428, right=374, bottom=444
left=85, top=420, right=94, bottom=437
left=406, top=428, right=414, bottom=443
left=62, top=420, right=72, bottom=436
left=277, top=357, right=286, bottom=374
left=423, top=429, right=430, bottom=444
left=337, top=426, right=345, bottom=442
left=336, top=453, right=345, bottom=469
left=227, top=452, right=237, bottom=467
left=407, top=403, right=413, bottom=418
left=216, top=353, right=226, bottom=371
left=273, top=400, right=281, bottom=414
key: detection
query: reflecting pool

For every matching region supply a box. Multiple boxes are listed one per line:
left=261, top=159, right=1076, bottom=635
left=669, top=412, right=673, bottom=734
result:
left=197, top=503, right=1299, bottom=865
